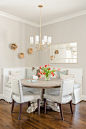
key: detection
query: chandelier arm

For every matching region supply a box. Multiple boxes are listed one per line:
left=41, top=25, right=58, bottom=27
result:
left=31, top=44, right=50, bottom=51
left=40, top=43, right=51, bottom=51
left=41, top=44, right=45, bottom=51
left=43, top=44, right=50, bottom=51
left=31, top=44, right=37, bottom=51
left=36, top=44, right=41, bottom=51
left=31, top=44, right=40, bottom=51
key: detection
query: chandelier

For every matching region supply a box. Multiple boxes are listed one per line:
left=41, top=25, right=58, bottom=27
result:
left=30, top=5, right=51, bottom=51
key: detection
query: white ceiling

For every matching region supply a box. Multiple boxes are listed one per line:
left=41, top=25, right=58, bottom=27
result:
left=0, top=0, right=86, bottom=25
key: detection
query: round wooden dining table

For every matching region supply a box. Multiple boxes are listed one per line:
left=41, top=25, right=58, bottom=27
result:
left=21, top=77, right=61, bottom=100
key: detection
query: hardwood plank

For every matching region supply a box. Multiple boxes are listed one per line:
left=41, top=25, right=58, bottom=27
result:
left=0, top=100, right=86, bottom=129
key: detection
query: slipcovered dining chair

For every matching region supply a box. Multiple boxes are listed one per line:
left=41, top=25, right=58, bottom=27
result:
left=11, top=78, right=40, bottom=120
left=44, top=78, right=74, bottom=120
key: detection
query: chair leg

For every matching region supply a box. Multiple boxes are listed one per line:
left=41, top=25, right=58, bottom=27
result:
left=28, top=101, right=30, bottom=107
left=38, top=99, right=40, bottom=115
left=70, top=100, right=73, bottom=114
left=11, top=99, right=15, bottom=113
left=18, top=103, right=23, bottom=120
left=59, top=104, right=64, bottom=120
left=44, top=99, right=46, bottom=113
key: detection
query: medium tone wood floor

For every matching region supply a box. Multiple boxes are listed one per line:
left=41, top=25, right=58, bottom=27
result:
left=0, top=100, right=86, bottom=129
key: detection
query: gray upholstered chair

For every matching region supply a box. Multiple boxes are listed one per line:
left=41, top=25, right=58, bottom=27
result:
left=44, top=78, right=74, bottom=120
left=11, top=78, right=40, bottom=120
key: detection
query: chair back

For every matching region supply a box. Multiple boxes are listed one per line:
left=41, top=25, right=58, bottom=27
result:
left=11, top=78, right=21, bottom=95
left=60, top=78, right=74, bottom=97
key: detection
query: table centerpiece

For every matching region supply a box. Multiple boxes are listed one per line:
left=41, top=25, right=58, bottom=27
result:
left=38, top=64, right=58, bottom=81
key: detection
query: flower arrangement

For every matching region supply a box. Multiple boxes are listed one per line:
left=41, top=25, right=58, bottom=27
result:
left=38, top=64, right=60, bottom=81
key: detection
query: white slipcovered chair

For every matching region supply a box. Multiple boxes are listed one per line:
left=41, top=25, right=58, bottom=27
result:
left=44, top=78, right=74, bottom=120
left=11, top=78, right=41, bottom=120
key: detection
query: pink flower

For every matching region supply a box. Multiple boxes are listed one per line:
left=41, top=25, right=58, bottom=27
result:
left=45, top=65, right=47, bottom=67
left=39, top=75, right=41, bottom=79
left=39, top=66, right=41, bottom=69
left=38, top=73, right=40, bottom=75
left=43, top=72, right=46, bottom=75
left=53, top=68, right=55, bottom=69
left=48, top=64, right=50, bottom=66
left=51, top=72, right=53, bottom=74
left=40, top=72, right=42, bottom=75
left=56, top=76, right=58, bottom=77
left=58, top=68, right=60, bottom=71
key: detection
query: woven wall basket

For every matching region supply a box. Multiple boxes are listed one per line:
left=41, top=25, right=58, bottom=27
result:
left=11, top=44, right=17, bottom=50
left=19, top=53, right=24, bottom=59
left=50, top=55, right=55, bottom=60
left=28, top=48, right=33, bottom=54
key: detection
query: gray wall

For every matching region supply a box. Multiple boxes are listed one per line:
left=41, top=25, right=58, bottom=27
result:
left=0, top=15, right=39, bottom=94
left=0, top=14, right=86, bottom=95
left=40, top=14, right=86, bottom=95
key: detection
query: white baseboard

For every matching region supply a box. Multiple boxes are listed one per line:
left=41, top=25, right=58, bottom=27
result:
left=0, top=94, right=3, bottom=99
left=72, top=96, right=82, bottom=104
left=0, top=94, right=12, bottom=102
left=3, top=95, right=12, bottom=102
left=81, top=95, right=86, bottom=101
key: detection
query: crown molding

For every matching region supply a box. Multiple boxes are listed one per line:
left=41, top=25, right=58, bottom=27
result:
left=0, top=10, right=86, bottom=27
left=0, top=11, right=39, bottom=27
left=41, top=10, right=86, bottom=27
